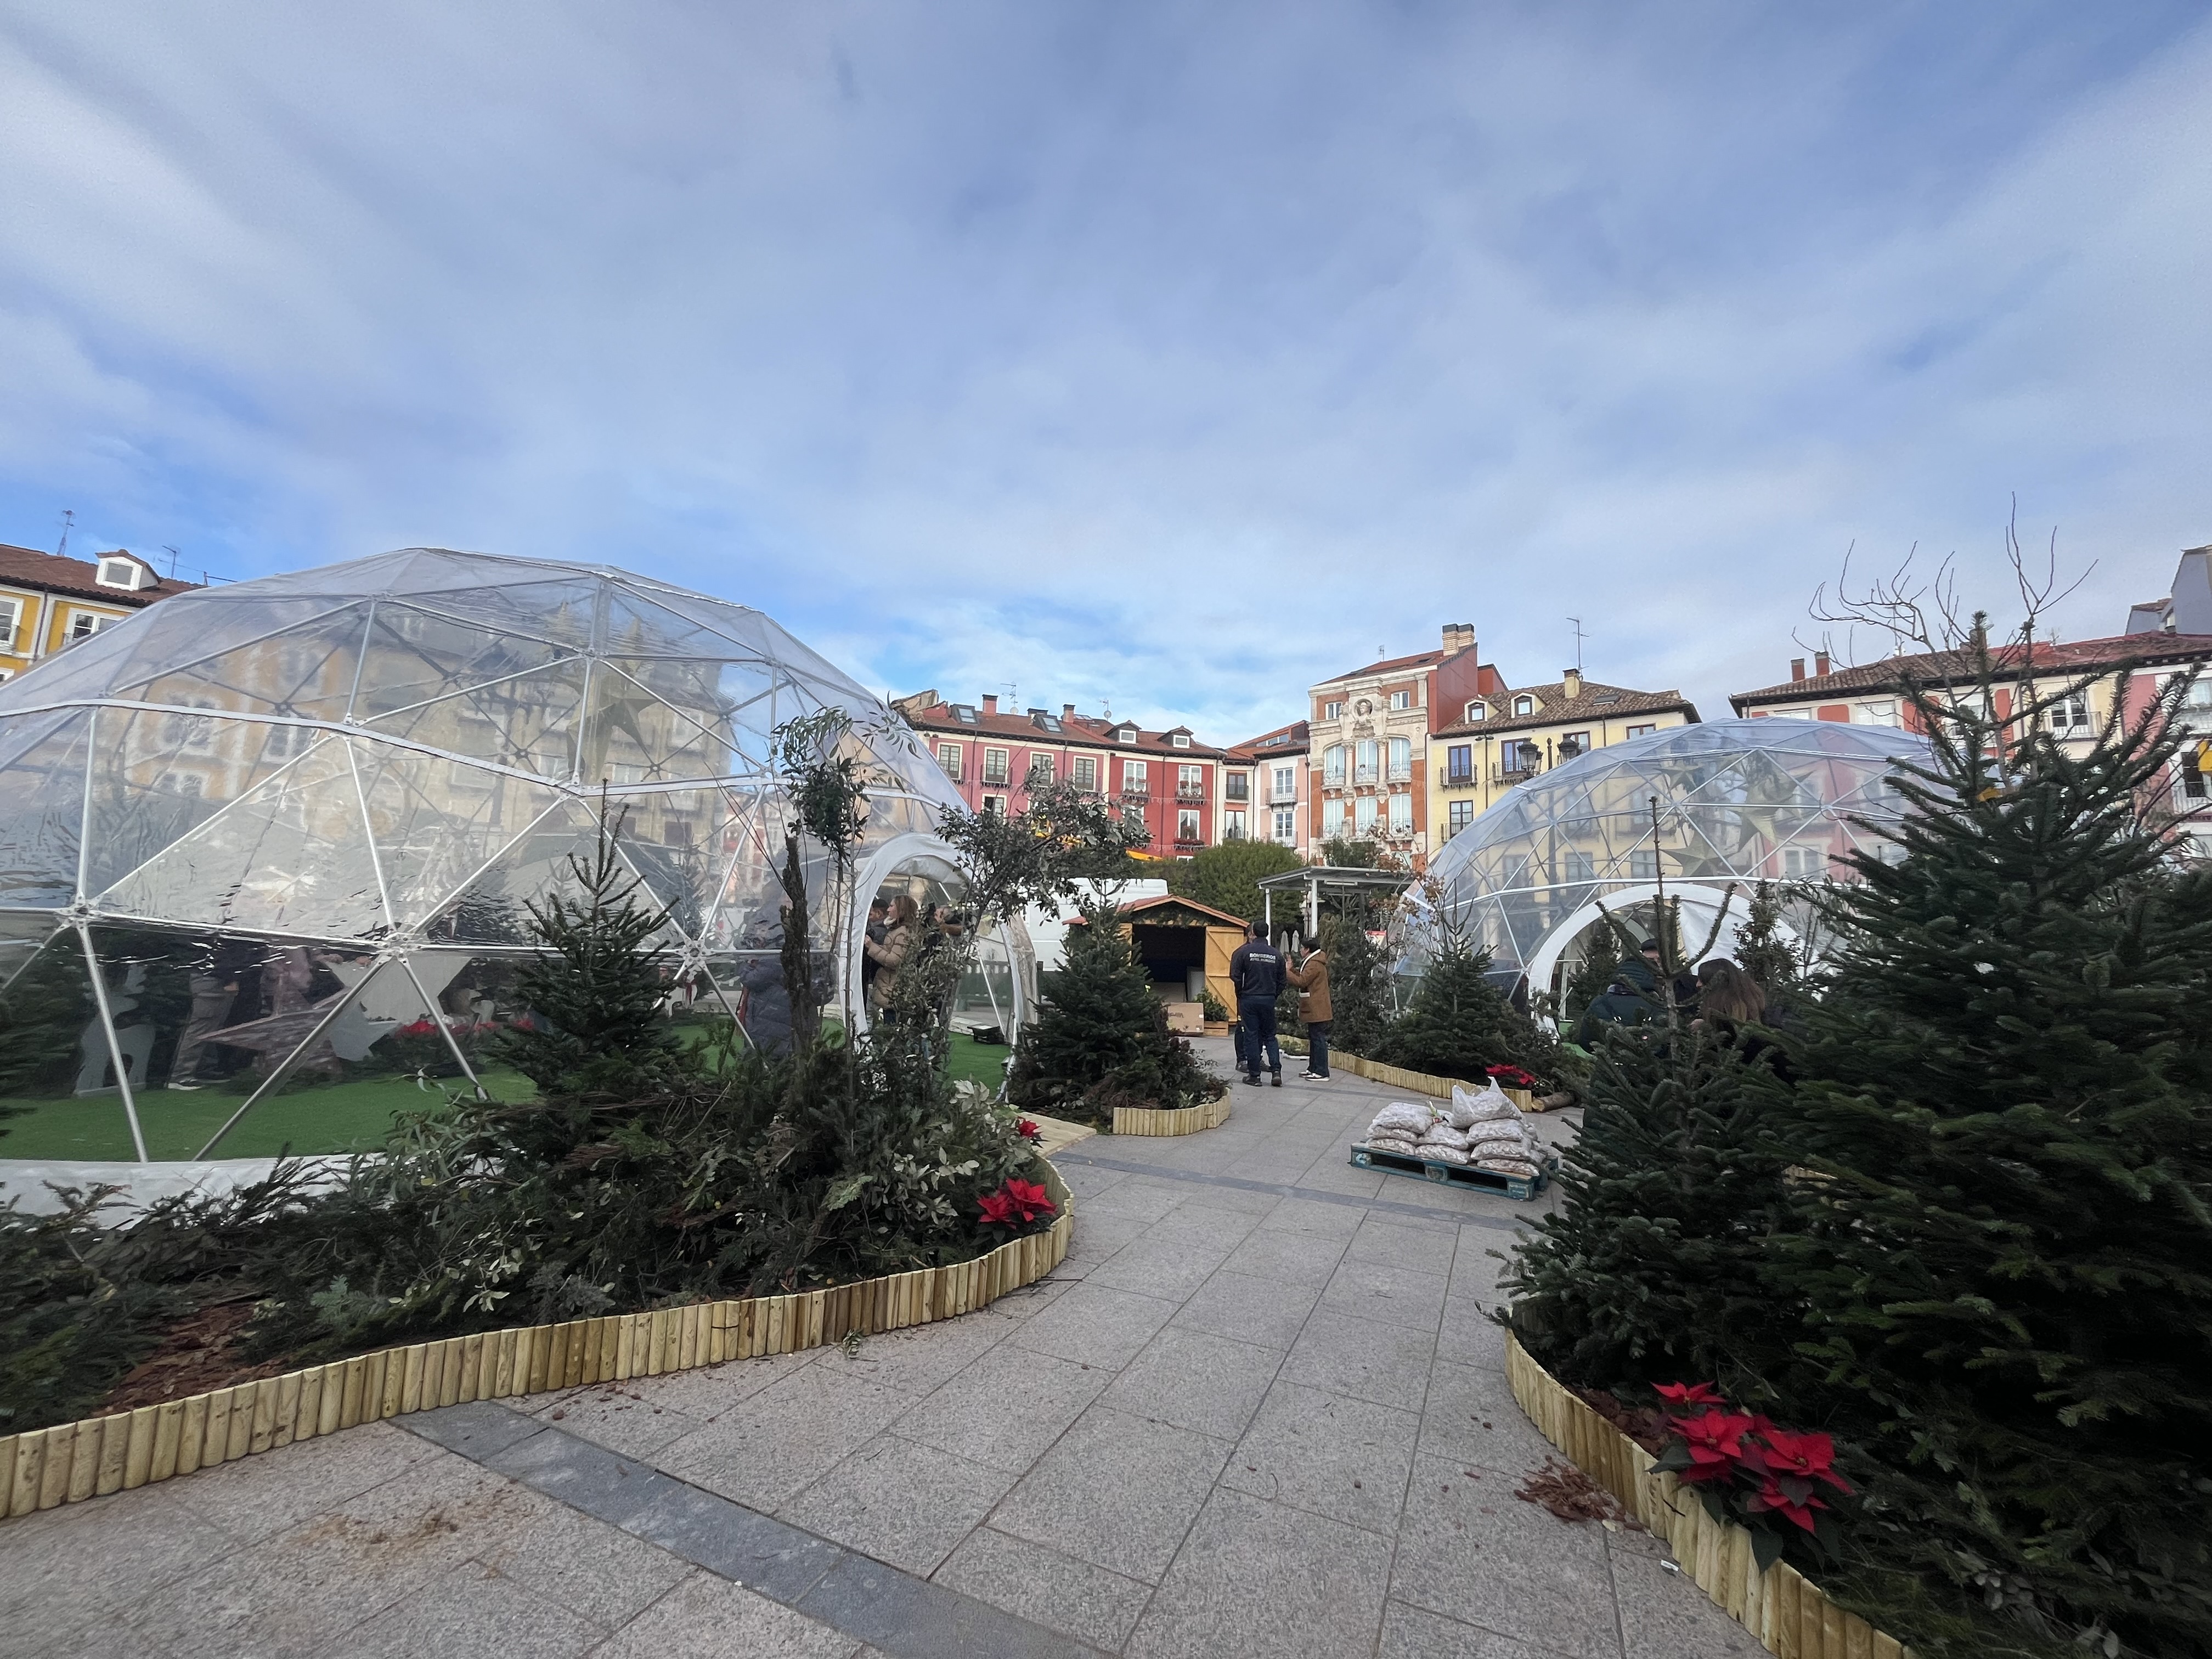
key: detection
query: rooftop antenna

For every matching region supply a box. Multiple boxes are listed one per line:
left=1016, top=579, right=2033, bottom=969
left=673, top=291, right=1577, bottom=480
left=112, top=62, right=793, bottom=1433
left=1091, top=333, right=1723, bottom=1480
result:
left=55, top=509, right=74, bottom=559
left=162, top=545, right=181, bottom=579
left=1567, top=617, right=1587, bottom=671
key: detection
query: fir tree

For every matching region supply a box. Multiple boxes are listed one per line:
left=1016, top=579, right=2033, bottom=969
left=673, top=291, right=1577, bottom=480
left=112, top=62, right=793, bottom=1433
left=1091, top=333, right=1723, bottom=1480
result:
left=1500, top=1024, right=1793, bottom=1398
left=1322, top=911, right=1393, bottom=1057
left=1769, top=657, right=2212, bottom=1657
left=1561, top=925, right=1625, bottom=1026
left=1009, top=898, right=1180, bottom=1123
left=1733, top=881, right=1803, bottom=1001
left=1378, top=935, right=1510, bottom=1080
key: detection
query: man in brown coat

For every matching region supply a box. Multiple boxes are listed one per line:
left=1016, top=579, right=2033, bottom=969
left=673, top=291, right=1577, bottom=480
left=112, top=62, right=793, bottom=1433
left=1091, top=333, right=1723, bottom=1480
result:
left=1288, top=945, right=1331, bottom=1081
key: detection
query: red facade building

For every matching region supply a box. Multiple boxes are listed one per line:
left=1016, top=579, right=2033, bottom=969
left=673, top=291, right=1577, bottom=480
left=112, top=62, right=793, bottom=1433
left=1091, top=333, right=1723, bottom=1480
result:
left=895, top=692, right=1228, bottom=857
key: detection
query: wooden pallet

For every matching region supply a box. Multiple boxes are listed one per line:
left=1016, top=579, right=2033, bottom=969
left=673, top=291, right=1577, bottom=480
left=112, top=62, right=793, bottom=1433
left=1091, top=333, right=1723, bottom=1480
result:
left=1350, top=1143, right=1551, bottom=1200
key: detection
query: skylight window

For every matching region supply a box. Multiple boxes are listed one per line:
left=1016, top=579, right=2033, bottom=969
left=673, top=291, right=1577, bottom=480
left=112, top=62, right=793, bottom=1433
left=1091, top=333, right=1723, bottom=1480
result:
left=954, top=706, right=979, bottom=724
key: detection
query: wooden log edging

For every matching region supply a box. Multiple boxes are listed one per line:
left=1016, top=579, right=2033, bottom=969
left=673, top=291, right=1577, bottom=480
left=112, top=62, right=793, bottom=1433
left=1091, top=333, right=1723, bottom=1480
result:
left=0, top=1160, right=1074, bottom=1522
left=1504, top=1333, right=1913, bottom=1659
left=1109, top=1094, right=1231, bottom=1137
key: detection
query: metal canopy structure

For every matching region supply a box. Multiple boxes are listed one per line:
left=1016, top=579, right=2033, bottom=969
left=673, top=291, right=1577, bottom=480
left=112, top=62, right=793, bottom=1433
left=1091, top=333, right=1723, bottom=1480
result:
left=1414, top=718, right=1932, bottom=995
left=1257, top=864, right=1415, bottom=940
left=0, top=548, right=991, bottom=1162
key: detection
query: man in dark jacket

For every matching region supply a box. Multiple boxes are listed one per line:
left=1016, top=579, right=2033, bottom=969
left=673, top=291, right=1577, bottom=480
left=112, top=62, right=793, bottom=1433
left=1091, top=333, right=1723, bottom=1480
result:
left=1573, top=975, right=1657, bottom=1047
left=1228, top=923, right=1287, bottom=1086
left=1622, top=938, right=1699, bottom=1013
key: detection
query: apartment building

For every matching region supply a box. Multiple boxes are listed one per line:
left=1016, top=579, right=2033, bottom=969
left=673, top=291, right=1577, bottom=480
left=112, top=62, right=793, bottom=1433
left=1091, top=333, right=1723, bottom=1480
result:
left=1221, top=719, right=1310, bottom=853
left=1430, top=669, right=1699, bottom=847
left=0, top=544, right=196, bottom=682
left=1306, top=625, right=1502, bottom=867
left=896, top=692, right=1227, bottom=856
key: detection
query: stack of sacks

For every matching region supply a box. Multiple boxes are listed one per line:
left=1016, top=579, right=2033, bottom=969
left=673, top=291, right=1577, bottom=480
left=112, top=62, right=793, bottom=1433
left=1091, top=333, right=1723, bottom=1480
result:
left=1448, top=1081, right=1543, bottom=1178
left=1364, top=1102, right=1435, bottom=1157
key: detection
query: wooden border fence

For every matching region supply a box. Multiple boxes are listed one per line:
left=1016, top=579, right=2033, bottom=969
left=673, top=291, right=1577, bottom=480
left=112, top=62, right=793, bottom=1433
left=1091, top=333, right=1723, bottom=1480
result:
left=1109, top=1095, right=1231, bottom=1136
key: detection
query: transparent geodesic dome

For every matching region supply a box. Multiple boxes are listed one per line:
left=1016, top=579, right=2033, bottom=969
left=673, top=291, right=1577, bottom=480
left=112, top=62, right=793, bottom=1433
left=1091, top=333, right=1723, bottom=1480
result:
left=1416, top=718, right=1933, bottom=998
left=0, top=548, right=1009, bottom=1164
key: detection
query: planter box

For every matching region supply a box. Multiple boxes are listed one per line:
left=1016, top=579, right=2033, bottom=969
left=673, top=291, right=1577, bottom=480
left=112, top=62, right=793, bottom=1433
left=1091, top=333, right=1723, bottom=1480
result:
left=1110, top=1094, right=1231, bottom=1137
left=1325, top=1051, right=1556, bottom=1111
left=1505, top=1333, right=1914, bottom=1659
left=1, top=1161, right=1075, bottom=1522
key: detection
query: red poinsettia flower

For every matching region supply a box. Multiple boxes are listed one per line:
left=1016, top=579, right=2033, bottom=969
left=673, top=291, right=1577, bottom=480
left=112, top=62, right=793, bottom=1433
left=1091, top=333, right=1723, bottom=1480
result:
left=1485, top=1064, right=1539, bottom=1087
left=1759, top=1428, right=1854, bottom=1493
left=1015, top=1118, right=1043, bottom=1143
left=1653, top=1381, right=1724, bottom=1411
left=1676, top=1410, right=1756, bottom=1481
left=1003, top=1178, right=1056, bottom=1222
left=1746, top=1477, right=1830, bottom=1532
left=978, top=1189, right=1019, bottom=1224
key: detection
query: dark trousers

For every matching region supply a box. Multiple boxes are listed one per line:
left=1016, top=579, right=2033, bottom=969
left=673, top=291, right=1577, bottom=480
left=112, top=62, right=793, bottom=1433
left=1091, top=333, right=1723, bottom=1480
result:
left=1243, top=997, right=1280, bottom=1077
left=1304, top=1020, right=1331, bottom=1077
left=1231, top=1019, right=1248, bottom=1072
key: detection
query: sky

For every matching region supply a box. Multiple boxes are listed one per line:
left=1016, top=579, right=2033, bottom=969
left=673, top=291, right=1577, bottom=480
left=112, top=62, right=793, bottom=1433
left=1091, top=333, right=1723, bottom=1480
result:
left=3, top=2, right=2209, bottom=740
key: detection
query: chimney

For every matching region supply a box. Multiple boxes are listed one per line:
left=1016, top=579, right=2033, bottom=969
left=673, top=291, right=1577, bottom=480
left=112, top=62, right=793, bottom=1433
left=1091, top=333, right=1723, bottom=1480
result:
left=982, top=694, right=998, bottom=715
left=1062, top=703, right=1076, bottom=721
left=1814, top=652, right=1831, bottom=677
left=1441, top=623, right=1476, bottom=654
left=1562, top=668, right=1582, bottom=700
left=1790, top=658, right=1806, bottom=682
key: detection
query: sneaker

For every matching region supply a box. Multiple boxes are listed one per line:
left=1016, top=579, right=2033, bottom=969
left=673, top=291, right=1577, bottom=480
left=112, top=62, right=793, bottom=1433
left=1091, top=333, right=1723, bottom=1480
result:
left=1298, top=1069, right=1322, bottom=1081
left=1270, top=1072, right=1282, bottom=1087
left=1243, top=1074, right=1263, bottom=1087
left=166, top=1079, right=204, bottom=1091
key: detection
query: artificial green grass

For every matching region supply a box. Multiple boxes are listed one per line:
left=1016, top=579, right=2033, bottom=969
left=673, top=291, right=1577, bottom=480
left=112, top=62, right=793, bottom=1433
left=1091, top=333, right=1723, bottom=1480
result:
left=0, top=1068, right=532, bottom=1163
left=0, top=1034, right=1012, bottom=1163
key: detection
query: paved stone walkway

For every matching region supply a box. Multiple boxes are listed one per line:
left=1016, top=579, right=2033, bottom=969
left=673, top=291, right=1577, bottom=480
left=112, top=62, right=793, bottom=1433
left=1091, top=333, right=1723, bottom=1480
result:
left=2, top=1040, right=1765, bottom=1658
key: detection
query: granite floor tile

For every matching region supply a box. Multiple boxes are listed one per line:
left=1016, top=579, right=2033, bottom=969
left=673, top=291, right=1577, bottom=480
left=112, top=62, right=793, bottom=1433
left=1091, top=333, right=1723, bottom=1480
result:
left=1378, top=1600, right=1568, bottom=1658
left=1169, top=1267, right=1322, bottom=1350
left=825, top=1305, right=1015, bottom=1397
left=1098, top=1325, right=1283, bottom=1441
left=1318, top=1258, right=1451, bottom=1332
left=930, top=1526, right=1154, bottom=1654
left=1609, top=1525, right=1766, bottom=1658
left=1083, top=1235, right=1237, bottom=1302
left=1218, top=1224, right=1351, bottom=1287
left=165, top=1419, right=437, bottom=1545
left=1125, top=1487, right=1393, bottom=1659
left=469, top=1480, right=693, bottom=1629
left=1390, top=1453, right=1621, bottom=1659
left=336, top=1559, right=605, bottom=1658
left=1437, top=1296, right=1511, bottom=1368
left=988, top=1403, right=1230, bottom=1583
left=1418, top=1359, right=1556, bottom=1473
left=781, top=1434, right=1017, bottom=1575
left=1221, top=1378, right=1418, bottom=1536
left=587, top=1569, right=862, bottom=1659
left=1281, top=1308, right=1438, bottom=1412
left=893, top=1341, right=1112, bottom=1474
left=0, top=1483, right=238, bottom=1659
left=653, top=1364, right=910, bottom=1512
left=533, top=1381, right=704, bottom=1458
left=1007, top=1281, right=1181, bottom=1370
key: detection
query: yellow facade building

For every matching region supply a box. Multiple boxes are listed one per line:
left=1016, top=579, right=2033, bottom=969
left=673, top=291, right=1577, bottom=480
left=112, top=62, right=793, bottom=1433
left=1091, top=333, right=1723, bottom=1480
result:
left=1430, top=669, right=1699, bottom=849
left=0, top=544, right=196, bottom=684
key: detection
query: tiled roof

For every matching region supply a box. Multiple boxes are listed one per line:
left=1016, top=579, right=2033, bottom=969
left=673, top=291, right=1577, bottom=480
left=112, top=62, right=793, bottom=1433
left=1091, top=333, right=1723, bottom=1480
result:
left=1317, top=648, right=1444, bottom=687
left=0, top=543, right=198, bottom=606
left=1729, top=633, right=2212, bottom=709
left=1223, top=719, right=1310, bottom=762
left=903, top=698, right=1226, bottom=759
left=1434, top=680, right=1697, bottom=738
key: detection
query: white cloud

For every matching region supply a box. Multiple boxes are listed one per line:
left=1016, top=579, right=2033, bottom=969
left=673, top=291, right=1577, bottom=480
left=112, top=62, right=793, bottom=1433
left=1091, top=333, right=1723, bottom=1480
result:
left=1, top=2, right=2207, bottom=738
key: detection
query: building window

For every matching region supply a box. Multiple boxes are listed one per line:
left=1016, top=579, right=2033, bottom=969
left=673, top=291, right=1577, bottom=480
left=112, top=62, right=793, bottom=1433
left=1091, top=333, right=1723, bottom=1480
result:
left=1558, top=731, right=1590, bottom=759
left=2042, top=695, right=2089, bottom=732
left=1464, top=702, right=1486, bottom=722
left=1029, top=752, right=1056, bottom=781
left=0, top=668, right=12, bottom=685
left=1857, top=701, right=1901, bottom=729
left=1355, top=740, right=1379, bottom=785
left=1272, top=806, right=1296, bottom=842
left=1178, top=763, right=1205, bottom=799
left=1323, top=744, right=1345, bottom=787
left=1123, top=759, right=1149, bottom=794
left=1447, top=799, right=1474, bottom=838
left=983, top=794, right=1008, bottom=815
left=1172, top=733, right=1190, bottom=748
left=1176, top=809, right=1202, bottom=843
left=67, top=612, right=109, bottom=642
left=1565, top=850, right=1595, bottom=882
left=95, top=557, right=145, bottom=590
left=1322, top=700, right=1343, bottom=720
left=983, top=747, right=1009, bottom=785
left=1782, top=846, right=1825, bottom=877
left=1272, top=764, right=1296, bottom=800
left=1512, top=695, right=1534, bottom=716
left=1624, top=723, right=1656, bottom=738
left=158, top=771, right=205, bottom=798
left=1504, top=740, right=1543, bottom=775
left=1223, top=809, right=1246, bottom=840
left=1118, top=727, right=1138, bottom=744
left=1224, top=770, right=1249, bottom=802
left=0, top=597, right=18, bottom=646
left=1388, top=689, right=1412, bottom=710
left=1629, top=848, right=1659, bottom=881
left=1323, top=799, right=1346, bottom=836
left=936, top=743, right=963, bottom=780
left=1446, top=743, right=1473, bottom=786
left=1072, top=754, right=1098, bottom=791
left=1387, top=736, right=1410, bottom=781
left=1388, top=792, right=1412, bottom=833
